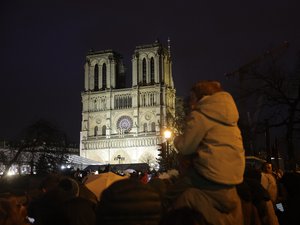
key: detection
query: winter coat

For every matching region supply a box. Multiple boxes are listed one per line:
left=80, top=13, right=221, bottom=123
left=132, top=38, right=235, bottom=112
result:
left=174, top=91, right=245, bottom=185
left=173, top=186, right=244, bottom=225
left=261, top=172, right=278, bottom=204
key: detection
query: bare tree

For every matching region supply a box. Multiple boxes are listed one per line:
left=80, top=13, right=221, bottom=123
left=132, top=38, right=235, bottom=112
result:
left=3, top=119, right=69, bottom=176
left=229, top=48, right=300, bottom=169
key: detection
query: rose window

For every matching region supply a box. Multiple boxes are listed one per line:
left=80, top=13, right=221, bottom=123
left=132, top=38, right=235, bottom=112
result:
left=117, top=116, right=133, bottom=133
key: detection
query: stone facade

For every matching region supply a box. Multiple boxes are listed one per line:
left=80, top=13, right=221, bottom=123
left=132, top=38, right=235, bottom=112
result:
left=80, top=40, right=175, bottom=169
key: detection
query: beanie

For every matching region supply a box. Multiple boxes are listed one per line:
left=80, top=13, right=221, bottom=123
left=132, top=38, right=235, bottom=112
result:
left=191, top=80, right=223, bottom=100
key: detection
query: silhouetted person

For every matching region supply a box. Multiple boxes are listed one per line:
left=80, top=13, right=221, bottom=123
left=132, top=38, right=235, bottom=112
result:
left=166, top=80, right=245, bottom=225
left=261, top=162, right=278, bottom=204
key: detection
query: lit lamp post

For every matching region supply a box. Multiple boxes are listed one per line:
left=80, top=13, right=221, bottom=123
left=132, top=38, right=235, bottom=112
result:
left=163, top=129, right=172, bottom=167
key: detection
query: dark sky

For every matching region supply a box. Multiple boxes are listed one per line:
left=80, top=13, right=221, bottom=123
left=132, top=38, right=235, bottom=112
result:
left=1, top=0, right=300, bottom=143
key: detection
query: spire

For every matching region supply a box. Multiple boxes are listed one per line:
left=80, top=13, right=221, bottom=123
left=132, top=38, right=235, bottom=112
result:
left=167, top=37, right=171, bottom=58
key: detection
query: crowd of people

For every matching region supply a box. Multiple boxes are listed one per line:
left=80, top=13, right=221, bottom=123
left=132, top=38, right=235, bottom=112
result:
left=1, top=80, right=300, bottom=225
left=1, top=165, right=300, bottom=225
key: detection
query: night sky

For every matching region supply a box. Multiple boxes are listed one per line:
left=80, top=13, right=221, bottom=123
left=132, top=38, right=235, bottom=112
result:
left=1, top=0, right=300, bottom=143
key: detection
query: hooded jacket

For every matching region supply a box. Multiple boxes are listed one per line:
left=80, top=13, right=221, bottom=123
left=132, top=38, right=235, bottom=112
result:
left=174, top=91, right=245, bottom=185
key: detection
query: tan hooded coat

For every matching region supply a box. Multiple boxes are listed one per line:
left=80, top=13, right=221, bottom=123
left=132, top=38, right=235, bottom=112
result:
left=174, top=91, right=245, bottom=185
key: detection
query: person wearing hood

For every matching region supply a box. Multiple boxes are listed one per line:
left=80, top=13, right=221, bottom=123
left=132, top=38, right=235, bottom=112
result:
left=168, top=80, right=245, bottom=225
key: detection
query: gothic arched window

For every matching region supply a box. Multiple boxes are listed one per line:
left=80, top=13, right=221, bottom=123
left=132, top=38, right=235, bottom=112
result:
left=94, top=126, right=98, bottom=136
left=114, top=97, right=118, bottom=109
left=102, top=63, right=107, bottom=89
left=150, top=57, right=155, bottom=83
left=151, top=122, right=156, bottom=132
left=102, top=125, right=106, bottom=136
left=143, top=94, right=146, bottom=107
left=143, top=123, right=148, bottom=132
left=149, top=93, right=153, bottom=106
left=142, top=58, right=147, bottom=84
left=120, top=98, right=123, bottom=108
left=129, top=96, right=132, bottom=107
left=94, top=64, right=99, bottom=91
left=124, top=97, right=128, bottom=108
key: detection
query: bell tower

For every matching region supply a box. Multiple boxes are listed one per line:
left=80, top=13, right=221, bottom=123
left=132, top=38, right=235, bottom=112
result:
left=84, top=50, right=126, bottom=91
left=132, top=39, right=174, bottom=88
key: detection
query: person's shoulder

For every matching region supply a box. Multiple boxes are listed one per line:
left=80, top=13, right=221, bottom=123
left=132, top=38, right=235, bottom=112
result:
left=190, top=108, right=207, bottom=117
left=261, top=172, right=276, bottom=182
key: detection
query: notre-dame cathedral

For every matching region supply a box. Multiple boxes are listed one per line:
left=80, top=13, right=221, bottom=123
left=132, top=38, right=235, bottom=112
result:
left=80, top=40, right=175, bottom=169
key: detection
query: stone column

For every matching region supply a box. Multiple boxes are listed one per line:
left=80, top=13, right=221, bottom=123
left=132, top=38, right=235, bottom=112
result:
left=90, top=65, right=95, bottom=91
left=111, top=60, right=116, bottom=88
left=84, top=62, right=89, bottom=91
left=155, top=57, right=159, bottom=83
left=99, top=64, right=103, bottom=89
left=107, top=60, right=111, bottom=88
left=132, top=56, right=138, bottom=86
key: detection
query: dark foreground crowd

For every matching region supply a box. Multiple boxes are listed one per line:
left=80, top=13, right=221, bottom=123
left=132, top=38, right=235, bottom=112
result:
left=1, top=80, right=300, bottom=225
left=0, top=166, right=300, bottom=225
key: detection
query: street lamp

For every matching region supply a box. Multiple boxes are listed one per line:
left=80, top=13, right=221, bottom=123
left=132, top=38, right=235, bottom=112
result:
left=163, top=129, right=172, bottom=161
left=163, top=130, right=172, bottom=140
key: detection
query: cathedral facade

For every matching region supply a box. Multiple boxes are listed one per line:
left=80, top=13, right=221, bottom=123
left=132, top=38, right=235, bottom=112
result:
left=80, top=41, right=175, bottom=168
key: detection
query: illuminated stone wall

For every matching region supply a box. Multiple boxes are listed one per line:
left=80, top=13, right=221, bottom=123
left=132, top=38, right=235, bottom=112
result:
left=80, top=41, right=175, bottom=168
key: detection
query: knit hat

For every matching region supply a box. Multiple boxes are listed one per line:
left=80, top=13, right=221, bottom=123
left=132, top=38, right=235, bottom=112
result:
left=97, top=179, right=162, bottom=225
left=191, top=80, right=223, bottom=100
